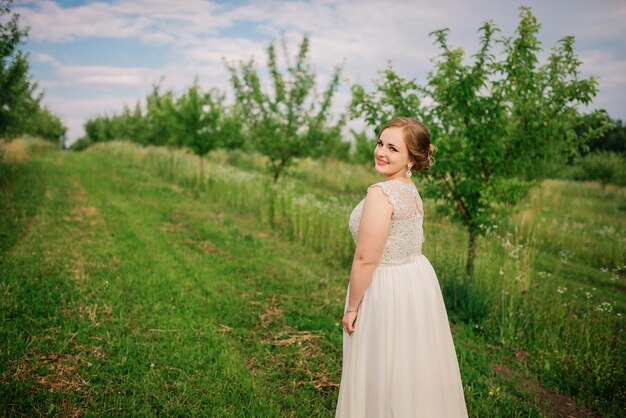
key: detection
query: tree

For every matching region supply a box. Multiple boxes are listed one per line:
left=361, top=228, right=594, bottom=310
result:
left=0, top=0, right=65, bottom=143
left=24, top=106, right=67, bottom=141
left=349, top=129, right=376, bottom=165
left=143, top=84, right=177, bottom=146
left=216, top=103, right=245, bottom=151
left=351, top=7, right=611, bottom=278
left=0, top=0, right=32, bottom=136
left=174, top=83, right=225, bottom=180
left=81, top=81, right=245, bottom=166
left=225, top=35, right=343, bottom=183
left=587, top=117, right=625, bottom=154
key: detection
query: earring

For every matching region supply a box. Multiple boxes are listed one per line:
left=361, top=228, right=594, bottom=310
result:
left=406, top=166, right=413, bottom=177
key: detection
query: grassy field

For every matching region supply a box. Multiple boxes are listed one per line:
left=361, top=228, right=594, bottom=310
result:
left=1, top=138, right=624, bottom=417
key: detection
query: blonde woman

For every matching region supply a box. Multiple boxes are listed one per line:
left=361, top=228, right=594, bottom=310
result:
left=336, top=117, right=468, bottom=417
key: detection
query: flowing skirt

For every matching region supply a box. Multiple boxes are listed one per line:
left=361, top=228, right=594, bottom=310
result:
left=336, top=254, right=468, bottom=418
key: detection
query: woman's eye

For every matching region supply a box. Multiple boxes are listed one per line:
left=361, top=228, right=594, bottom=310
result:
left=376, top=140, right=397, bottom=151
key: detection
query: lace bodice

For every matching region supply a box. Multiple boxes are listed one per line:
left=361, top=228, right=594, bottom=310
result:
left=349, top=180, right=425, bottom=265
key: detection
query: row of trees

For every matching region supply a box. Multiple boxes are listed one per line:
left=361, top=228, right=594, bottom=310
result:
left=83, top=84, right=243, bottom=150
left=0, top=0, right=66, bottom=143
left=80, top=7, right=614, bottom=277
left=78, top=83, right=246, bottom=178
left=79, top=36, right=349, bottom=182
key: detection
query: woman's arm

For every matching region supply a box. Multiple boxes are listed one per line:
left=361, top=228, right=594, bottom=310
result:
left=342, top=185, right=392, bottom=334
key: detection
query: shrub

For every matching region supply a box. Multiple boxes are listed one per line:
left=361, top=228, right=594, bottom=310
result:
left=70, top=137, right=93, bottom=152
left=562, top=151, right=626, bottom=186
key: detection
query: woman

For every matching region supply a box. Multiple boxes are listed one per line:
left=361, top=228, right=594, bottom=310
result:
left=335, top=117, right=468, bottom=417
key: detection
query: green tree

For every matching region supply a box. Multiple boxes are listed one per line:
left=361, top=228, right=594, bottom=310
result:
left=225, top=35, right=343, bottom=183
left=0, top=0, right=32, bottom=136
left=24, top=106, right=67, bottom=141
left=351, top=7, right=611, bottom=277
left=84, top=87, right=176, bottom=146
left=0, top=0, right=65, bottom=143
left=174, top=83, right=225, bottom=180
left=116, top=102, right=144, bottom=142
left=587, top=117, right=625, bottom=154
left=216, top=103, right=245, bottom=151
left=81, top=81, right=244, bottom=165
left=84, top=114, right=118, bottom=142
left=349, top=129, right=376, bottom=165
left=143, top=84, right=177, bottom=146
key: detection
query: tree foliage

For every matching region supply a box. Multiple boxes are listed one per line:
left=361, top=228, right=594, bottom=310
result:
left=174, top=83, right=241, bottom=178
left=351, top=7, right=612, bottom=277
left=225, top=35, right=344, bottom=183
left=586, top=118, right=625, bottom=154
left=0, top=0, right=66, bottom=142
left=81, top=82, right=243, bottom=180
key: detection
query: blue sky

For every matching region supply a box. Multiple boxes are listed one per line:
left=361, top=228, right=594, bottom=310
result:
left=12, top=0, right=626, bottom=143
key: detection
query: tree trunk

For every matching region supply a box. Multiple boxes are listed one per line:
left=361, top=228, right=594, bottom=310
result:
left=170, top=149, right=175, bottom=178
left=273, top=158, right=287, bottom=184
left=199, top=155, right=204, bottom=184
left=267, top=181, right=276, bottom=227
left=465, top=227, right=478, bottom=278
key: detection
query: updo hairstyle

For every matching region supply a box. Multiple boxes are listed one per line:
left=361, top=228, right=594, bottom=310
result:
left=379, top=117, right=436, bottom=172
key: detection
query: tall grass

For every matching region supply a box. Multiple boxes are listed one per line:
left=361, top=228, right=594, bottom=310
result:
left=92, top=142, right=358, bottom=264
left=89, top=141, right=625, bottom=415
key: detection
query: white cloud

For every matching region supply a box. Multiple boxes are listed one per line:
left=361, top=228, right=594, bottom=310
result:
left=34, top=52, right=158, bottom=87
left=36, top=53, right=57, bottom=64
left=62, top=64, right=155, bottom=86
left=581, top=49, right=626, bottom=89
left=19, top=0, right=145, bottom=42
left=17, top=0, right=232, bottom=43
left=183, top=37, right=267, bottom=64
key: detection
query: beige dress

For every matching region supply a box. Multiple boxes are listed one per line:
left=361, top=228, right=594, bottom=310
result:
left=335, top=180, right=468, bottom=417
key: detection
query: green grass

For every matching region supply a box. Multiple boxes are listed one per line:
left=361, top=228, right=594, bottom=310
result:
left=1, top=138, right=624, bottom=416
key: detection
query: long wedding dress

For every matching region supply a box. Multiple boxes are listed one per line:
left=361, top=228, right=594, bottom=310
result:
left=336, top=179, right=468, bottom=417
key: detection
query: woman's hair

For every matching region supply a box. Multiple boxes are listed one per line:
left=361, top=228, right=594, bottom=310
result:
left=379, top=117, right=436, bottom=172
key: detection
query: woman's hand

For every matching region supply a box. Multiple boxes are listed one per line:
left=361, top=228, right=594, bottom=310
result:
left=342, top=310, right=358, bottom=335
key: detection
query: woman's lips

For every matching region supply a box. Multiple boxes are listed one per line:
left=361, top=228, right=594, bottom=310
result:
left=376, top=158, right=388, bottom=166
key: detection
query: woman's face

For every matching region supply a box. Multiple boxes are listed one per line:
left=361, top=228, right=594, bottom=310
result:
left=374, top=127, right=411, bottom=178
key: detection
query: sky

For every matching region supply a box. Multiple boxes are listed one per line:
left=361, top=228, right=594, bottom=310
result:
left=11, top=0, right=626, bottom=144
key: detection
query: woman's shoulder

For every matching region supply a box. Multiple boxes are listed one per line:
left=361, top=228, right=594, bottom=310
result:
left=365, top=182, right=389, bottom=200
left=367, top=179, right=417, bottom=196
left=361, top=184, right=394, bottom=216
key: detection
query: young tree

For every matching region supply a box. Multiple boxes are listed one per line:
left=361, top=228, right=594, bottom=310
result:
left=174, top=83, right=225, bottom=180
left=351, top=7, right=611, bottom=278
left=216, top=103, right=245, bottom=151
left=24, top=106, right=67, bottom=142
left=143, top=84, right=177, bottom=146
left=225, top=35, right=343, bottom=183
